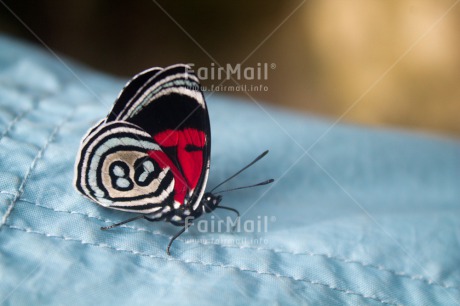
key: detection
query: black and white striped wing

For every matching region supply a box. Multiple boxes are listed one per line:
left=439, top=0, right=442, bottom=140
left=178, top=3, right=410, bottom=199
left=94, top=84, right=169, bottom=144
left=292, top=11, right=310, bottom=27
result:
left=74, top=64, right=211, bottom=221
left=74, top=121, right=175, bottom=215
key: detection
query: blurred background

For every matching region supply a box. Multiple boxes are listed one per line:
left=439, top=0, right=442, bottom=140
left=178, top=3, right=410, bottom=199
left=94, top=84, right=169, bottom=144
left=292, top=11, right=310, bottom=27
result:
left=0, top=0, right=459, bottom=136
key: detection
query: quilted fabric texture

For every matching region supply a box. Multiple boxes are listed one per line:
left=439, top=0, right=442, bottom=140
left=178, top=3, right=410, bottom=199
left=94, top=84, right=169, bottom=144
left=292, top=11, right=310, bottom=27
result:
left=0, top=36, right=459, bottom=305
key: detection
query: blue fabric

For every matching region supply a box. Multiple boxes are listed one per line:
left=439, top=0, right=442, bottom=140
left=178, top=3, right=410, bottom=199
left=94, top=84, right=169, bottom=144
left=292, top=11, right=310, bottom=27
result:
left=0, top=36, right=459, bottom=306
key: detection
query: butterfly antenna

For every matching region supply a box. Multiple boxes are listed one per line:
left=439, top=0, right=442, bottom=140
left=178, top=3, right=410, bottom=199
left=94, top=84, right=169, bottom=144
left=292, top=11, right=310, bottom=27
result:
left=210, top=150, right=269, bottom=193
left=214, top=179, right=274, bottom=194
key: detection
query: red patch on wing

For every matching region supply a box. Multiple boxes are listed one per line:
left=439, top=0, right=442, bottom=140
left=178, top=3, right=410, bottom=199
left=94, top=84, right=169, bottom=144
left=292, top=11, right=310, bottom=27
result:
left=152, top=128, right=206, bottom=206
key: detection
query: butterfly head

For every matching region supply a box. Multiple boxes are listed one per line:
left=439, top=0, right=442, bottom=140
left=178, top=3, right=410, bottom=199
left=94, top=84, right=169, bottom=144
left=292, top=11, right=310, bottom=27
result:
left=201, top=192, right=223, bottom=213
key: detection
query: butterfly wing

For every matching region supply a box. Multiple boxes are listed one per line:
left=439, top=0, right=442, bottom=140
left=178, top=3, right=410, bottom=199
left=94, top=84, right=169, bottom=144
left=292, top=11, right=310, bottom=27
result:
left=106, top=67, right=163, bottom=122
left=75, top=64, right=210, bottom=221
left=74, top=121, right=175, bottom=215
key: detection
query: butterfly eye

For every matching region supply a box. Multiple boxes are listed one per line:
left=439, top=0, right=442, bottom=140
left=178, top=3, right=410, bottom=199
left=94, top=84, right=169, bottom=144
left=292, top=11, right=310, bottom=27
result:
left=109, top=161, right=133, bottom=191
left=134, top=157, right=161, bottom=186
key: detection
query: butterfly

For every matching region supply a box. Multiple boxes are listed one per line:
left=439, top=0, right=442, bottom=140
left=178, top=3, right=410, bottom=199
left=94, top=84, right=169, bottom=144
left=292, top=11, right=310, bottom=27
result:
left=74, top=64, right=273, bottom=255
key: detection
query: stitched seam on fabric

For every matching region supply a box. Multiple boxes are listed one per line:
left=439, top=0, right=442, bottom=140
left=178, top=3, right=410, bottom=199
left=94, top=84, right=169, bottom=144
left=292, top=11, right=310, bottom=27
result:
left=0, top=105, right=34, bottom=142
left=14, top=197, right=460, bottom=291
left=0, top=191, right=19, bottom=197
left=0, top=109, right=76, bottom=229
left=5, top=224, right=401, bottom=306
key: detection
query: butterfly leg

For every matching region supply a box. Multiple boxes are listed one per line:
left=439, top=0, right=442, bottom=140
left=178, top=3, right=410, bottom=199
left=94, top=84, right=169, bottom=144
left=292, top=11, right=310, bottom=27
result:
left=216, top=206, right=240, bottom=232
left=100, top=215, right=145, bottom=230
left=167, top=225, right=189, bottom=256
